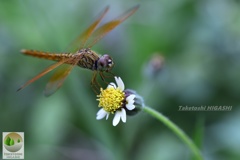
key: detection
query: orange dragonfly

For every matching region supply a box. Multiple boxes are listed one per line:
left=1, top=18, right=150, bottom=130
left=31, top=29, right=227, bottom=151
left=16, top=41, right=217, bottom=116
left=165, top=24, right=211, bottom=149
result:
left=18, top=5, right=139, bottom=96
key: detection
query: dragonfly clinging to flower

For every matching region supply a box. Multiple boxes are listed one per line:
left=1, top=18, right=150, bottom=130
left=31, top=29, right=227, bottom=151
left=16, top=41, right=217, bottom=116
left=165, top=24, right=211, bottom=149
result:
left=18, top=5, right=139, bottom=96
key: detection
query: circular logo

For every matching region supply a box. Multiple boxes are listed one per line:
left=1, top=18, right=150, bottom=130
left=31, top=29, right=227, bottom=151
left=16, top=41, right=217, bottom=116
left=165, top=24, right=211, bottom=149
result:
left=4, top=132, right=23, bottom=152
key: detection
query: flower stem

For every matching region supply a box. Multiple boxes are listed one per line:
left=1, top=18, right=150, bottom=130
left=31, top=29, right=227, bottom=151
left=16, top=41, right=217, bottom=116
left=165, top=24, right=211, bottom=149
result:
left=142, top=106, right=203, bottom=160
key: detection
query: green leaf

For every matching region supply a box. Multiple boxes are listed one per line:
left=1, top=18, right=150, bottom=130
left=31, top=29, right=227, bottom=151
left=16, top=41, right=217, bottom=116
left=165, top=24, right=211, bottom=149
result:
left=4, top=136, right=11, bottom=146
left=9, top=138, right=14, bottom=146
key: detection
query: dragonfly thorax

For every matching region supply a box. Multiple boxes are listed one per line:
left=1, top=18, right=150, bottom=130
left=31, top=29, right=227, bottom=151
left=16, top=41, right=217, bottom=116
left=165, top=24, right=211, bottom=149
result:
left=76, top=49, right=113, bottom=72
left=97, top=54, right=114, bottom=72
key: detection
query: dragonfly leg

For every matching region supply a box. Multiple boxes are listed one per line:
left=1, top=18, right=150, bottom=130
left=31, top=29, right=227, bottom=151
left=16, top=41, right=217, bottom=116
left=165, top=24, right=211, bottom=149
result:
left=91, top=71, right=101, bottom=94
left=99, top=72, right=110, bottom=85
left=99, top=71, right=115, bottom=85
left=106, top=71, right=115, bottom=78
left=91, top=71, right=114, bottom=94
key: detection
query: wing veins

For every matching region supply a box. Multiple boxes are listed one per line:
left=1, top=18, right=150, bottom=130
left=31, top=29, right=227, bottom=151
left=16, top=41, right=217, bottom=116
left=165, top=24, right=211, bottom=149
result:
left=44, top=58, right=79, bottom=96
left=68, top=6, right=109, bottom=52
left=86, top=5, right=140, bottom=48
left=17, top=58, right=70, bottom=91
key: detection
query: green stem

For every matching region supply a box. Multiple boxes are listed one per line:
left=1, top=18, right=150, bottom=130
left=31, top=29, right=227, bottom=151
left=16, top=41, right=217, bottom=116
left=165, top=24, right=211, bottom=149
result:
left=142, top=106, right=203, bottom=160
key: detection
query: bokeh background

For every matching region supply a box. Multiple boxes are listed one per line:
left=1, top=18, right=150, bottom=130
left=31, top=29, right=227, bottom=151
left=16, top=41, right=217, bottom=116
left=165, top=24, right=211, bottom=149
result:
left=1, top=0, right=240, bottom=160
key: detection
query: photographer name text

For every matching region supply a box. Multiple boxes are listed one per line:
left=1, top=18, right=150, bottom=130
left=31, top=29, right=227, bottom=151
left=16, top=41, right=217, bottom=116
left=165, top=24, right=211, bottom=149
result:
left=178, top=105, right=232, bottom=111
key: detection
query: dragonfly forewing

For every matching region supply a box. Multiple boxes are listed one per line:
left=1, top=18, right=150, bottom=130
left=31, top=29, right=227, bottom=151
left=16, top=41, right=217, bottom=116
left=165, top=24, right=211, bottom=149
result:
left=85, top=5, right=140, bottom=48
left=68, top=6, right=109, bottom=52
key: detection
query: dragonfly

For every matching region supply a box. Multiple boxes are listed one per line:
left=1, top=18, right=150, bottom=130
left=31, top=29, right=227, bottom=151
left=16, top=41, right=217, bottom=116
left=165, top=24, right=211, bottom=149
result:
left=18, top=5, right=139, bottom=96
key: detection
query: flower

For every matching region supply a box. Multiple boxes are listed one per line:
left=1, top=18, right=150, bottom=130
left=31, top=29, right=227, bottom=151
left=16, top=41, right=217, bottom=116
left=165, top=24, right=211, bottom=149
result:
left=96, top=77, right=136, bottom=126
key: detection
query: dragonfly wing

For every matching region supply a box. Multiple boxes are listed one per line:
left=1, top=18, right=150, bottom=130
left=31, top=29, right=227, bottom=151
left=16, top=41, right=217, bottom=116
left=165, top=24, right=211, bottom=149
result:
left=17, top=59, right=69, bottom=92
left=85, top=5, right=139, bottom=48
left=68, top=6, right=109, bottom=52
left=44, top=59, right=78, bottom=96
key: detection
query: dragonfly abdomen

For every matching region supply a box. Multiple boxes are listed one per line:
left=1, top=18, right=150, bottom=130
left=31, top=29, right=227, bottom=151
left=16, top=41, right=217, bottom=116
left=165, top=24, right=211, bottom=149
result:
left=21, top=49, right=73, bottom=61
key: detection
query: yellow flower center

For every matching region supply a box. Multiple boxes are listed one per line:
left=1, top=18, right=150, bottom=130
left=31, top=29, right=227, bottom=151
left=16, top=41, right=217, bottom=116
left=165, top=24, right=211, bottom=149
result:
left=97, top=87, right=125, bottom=113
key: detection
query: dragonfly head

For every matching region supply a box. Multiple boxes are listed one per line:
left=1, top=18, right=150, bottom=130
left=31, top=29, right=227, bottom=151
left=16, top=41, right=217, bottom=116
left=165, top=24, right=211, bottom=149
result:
left=97, top=54, right=114, bottom=72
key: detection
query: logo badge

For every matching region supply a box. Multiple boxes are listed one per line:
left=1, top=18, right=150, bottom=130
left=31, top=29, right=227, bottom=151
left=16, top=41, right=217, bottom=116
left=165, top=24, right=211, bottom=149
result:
left=2, top=132, right=24, bottom=159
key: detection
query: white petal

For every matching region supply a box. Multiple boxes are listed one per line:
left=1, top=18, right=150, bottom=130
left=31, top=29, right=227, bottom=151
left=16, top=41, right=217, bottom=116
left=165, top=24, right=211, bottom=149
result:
left=126, top=94, right=135, bottom=103
left=112, top=111, right=121, bottom=126
left=96, top=108, right=108, bottom=120
left=120, top=108, right=126, bottom=123
left=115, top=77, right=125, bottom=91
left=126, top=95, right=136, bottom=110
left=127, top=99, right=135, bottom=105
left=107, top=82, right=116, bottom=89
left=96, top=108, right=105, bottom=115
left=126, top=103, right=135, bottom=111
left=105, top=112, right=109, bottom=120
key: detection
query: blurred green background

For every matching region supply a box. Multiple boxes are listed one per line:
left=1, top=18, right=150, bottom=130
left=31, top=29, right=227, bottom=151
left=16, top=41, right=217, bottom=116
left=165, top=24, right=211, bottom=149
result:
left=1, top=0, right=240, bottom=159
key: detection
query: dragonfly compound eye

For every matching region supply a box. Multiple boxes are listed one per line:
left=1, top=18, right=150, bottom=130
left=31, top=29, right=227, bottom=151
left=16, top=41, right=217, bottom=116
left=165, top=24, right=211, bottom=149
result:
left=107, top=58, right=114, bottom=67
left=97, top=54, right=114, bottom=71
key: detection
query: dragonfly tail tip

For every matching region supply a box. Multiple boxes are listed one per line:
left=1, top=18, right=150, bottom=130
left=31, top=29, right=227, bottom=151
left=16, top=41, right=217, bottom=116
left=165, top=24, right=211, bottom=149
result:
left=20, top=49, right=27, bottom=53
left=16, top=87, right=22, bottom=92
